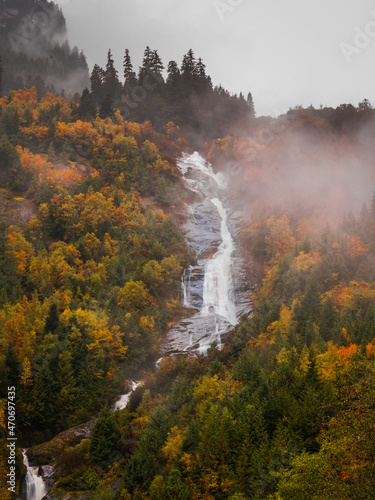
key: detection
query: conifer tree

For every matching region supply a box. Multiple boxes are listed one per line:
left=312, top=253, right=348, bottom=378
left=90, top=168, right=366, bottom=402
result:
left=99, top=93, right=114, bottom=119
left=90, top=64, right=105, bottom=104
left=138, top=45, right=153, bottom=81
left=247, top=92, right=255, bottom=117
left=150, top=49, right=164, bottom=75
left=103, top=49, right=121, bottom=99
left=90, top=405, right=121, bottom=465
left=123, top=48, right=137, bottom=88
left=167, top=60, right=180, bottom=85
left=77, top=87, right=97, bottom=120
left=181, top=49, right=197, bottom=78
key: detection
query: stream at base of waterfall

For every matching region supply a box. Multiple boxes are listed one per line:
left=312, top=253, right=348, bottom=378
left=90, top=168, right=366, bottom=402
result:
left=160, top=152, right=251, bottom=356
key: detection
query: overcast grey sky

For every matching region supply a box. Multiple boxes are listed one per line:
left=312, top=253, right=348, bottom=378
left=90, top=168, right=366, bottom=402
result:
left=56, top=0, right=375, bottom=116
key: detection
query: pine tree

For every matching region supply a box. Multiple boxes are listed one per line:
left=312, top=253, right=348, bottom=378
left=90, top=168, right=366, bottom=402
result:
left=103, top=49, right=121, bottom=99
left=99, top=93, right=114, bottom=119
left=77, top=87, right=97, bottom=120
left=138, top=45, right=153, bottom=81
left=57, top=351, right=76, bottom=426
left=167, top=60, right=180, bottom=85
left=90, top=64, right=105, bottom=104
left=123, top=48, right=137, bottom=88
left=196, top=57, right=206, bottom=80
left=181, top=49, right=197, bottom=78
left=150, top=49, right=164, bottom=75
left=90, top=405, right=121, bottom=465
left=247, top=92, right=255, bottom=117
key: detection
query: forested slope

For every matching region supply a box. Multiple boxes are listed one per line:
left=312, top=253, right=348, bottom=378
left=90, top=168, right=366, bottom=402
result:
left=0, top=88, right=194, bottom=498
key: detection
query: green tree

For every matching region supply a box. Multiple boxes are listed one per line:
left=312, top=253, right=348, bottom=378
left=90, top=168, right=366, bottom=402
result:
left=99, top=93, right=114, bottom=119
left=0, top=134, right=20, bottom=185
left=247, top=92, right=255, bottom=117
left=90, top=405, right=121, bottom=465
left=77, top=87, right=97, bottom=120
left=90, top=64, right=105, bottom=104
left=123, top=48, right=137, bottom=90
left=103, top=49, right=121, bottom=99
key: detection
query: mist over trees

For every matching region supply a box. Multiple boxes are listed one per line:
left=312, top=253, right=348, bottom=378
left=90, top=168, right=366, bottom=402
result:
left=90, top=46, right=255, bottom=141
left=1, top=2, right=375, bottom=498
left=0, top=0, right=89, bottom=96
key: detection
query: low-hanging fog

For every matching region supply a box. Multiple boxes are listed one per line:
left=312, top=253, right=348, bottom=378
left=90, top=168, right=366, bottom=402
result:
left=219, top=107, right=375, bottom=235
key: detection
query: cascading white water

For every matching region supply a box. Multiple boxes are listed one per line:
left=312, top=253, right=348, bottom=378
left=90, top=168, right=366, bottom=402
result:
left=201, top=197, right=237, bottom=326
left=113, top=380, right=142, bottom=410
left=160, top=152, right=250, bottom=356
left=22, top=450, right=47, bottom=500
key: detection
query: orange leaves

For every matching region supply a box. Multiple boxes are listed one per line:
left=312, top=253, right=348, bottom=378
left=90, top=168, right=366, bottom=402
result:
left=16, top=145, right=48, bottom=173
left=56, top=120, right=101, bottom=157
left=366, top=339, right=375, bottom=358
left=20, top=124, right=49, bottom=141
left=317, top=342, right=358, bottom=380
left=344, top=236, right=369, bottom=258
left=0, top=296, right=44, bottom=362
left=7, top=231, right=34, bottom=275
left=324, top=281, right=375, bottom=311
left=124, top=121, right=142, bottom=140
left=293, top=251, right=320, bottom=274
left=9, top=87, right=38, bottom=107
left=265, top=214, right=295, bottom=259
left=16, top=146, right=84, bottom=192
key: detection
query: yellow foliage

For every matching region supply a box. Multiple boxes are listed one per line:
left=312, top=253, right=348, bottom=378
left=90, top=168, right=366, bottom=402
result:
left=161, top=426, right=184, bottom=464
left=20, top=356, right=33, bottom=387
left=59, top=307, right=73, bottom=327
left=193, top=375, right=240, bottom=415
left=0, top=399, right=6, bottom=431
left=317, top=342, right=358, bottom=380
left=293, top=251, right=320, bottom=274
left=7, top=231, right=35, bottom=275
left=140, top=316, right=155, bottom=333
left=324, top=281, right=375, bottom=311
left=267, top=302, right=297, bottom=338
left=366, top=340, right=375, bottom=358
left=265, top=214, right=295, bottom=259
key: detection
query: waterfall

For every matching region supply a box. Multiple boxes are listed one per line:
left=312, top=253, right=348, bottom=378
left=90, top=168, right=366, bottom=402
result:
left=201, top=197, right=237, bottom=326
left=160, top=152, right=250, bottom=356
left=113, top=380, right=143, bottom=410
left=22, top=450, right=47, bottom=500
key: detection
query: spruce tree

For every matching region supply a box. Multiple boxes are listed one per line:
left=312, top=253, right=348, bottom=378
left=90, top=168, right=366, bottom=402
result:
left=90, top=64, right=105, bottom=104
left=123, top=48, right=137, bottom=88
left=150, top=49, right=164, bottom=75
left=103, top=49, right=121, bottom=99
left=181, top=49, right=197, bottom=78
left=247, top=92, right=255, bottom=117
left=99, top=93, right=114, bottom=119
left=167, top=60, right=180, bottom=85
left=90, top=405, right=121, bottom=465
left=138, top=45, right=153, bottom=81
left=77, top=87, right=97, bottom=120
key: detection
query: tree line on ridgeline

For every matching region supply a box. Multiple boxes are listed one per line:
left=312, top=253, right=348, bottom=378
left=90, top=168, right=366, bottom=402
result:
left=86, top=46, right=255, bottom=142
